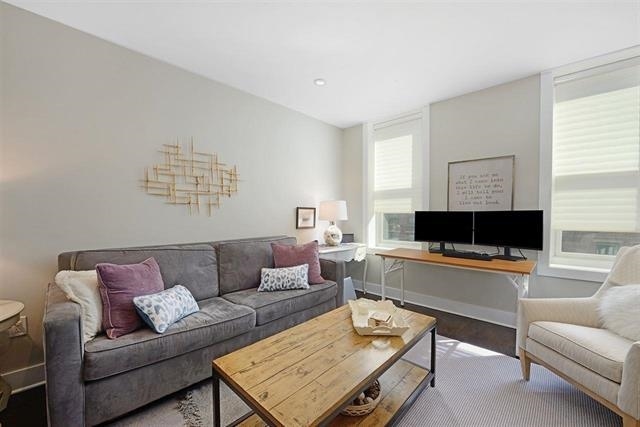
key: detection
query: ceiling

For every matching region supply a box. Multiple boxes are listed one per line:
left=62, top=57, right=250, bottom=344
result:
left=6, top=1, right=640, bottom=128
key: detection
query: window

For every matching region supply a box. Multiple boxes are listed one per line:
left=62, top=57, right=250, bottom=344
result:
left=365, top=110, right=427, bottom=248
left=540, top=50, right=640, bottom=281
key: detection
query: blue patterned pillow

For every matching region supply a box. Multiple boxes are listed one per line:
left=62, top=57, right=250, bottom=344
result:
left=133, top=285, right=199, bottom=333
left=258, top=264, right=309, bottom=292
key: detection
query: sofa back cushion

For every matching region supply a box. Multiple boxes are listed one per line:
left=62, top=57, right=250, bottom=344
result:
left=217, top=236, right=296, bottom=294
left=67, top=244, right=218, bottom=301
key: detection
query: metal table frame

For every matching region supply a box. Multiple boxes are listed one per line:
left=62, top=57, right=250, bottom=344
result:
left=379, top=255, right=530, bottom=307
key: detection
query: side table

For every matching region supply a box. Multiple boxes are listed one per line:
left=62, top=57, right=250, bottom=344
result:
left=0, top=300, right=25, bottom=412
left=318, top=243, right=367, bottom=302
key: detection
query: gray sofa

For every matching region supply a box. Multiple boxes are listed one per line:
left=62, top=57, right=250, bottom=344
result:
left=43, top=236, right=346, bottom=426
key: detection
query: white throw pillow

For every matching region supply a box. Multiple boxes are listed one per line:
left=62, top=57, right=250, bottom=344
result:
left=598, top=284, right=640, bottom=342
left=55, top=270, right=103, bottom=343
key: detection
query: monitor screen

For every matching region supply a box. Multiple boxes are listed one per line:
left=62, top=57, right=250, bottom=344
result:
left=414, top=211, right=474, bottom=244
left=474, top=210, right=543, bottom=250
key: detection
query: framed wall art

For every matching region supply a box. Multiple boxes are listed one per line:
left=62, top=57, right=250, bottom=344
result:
left=296, top=207, right=316, bottom=229
left=448, top=155, right=514, bottom=211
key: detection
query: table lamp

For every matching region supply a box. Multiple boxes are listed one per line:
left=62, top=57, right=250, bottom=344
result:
left=319, top=200, right=348, bottom=246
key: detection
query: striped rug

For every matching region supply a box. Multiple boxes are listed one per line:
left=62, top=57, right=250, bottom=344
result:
left=399, top=336, right=620, bottom=426
left=108, top=335, right=621, bottom=426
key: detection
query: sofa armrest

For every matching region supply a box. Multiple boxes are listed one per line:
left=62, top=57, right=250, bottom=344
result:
left=43, top=283, right=86, bottom=427
left=517, top=297, right=601, bottom=350
left=320, top=259, right=346, bottom=306
left=619, top=341, right=640, bottom=419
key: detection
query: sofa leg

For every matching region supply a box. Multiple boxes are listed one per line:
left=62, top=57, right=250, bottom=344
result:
left=519, top=348, right=531, bottom=381
left=622, top=414, right=640, bottom=427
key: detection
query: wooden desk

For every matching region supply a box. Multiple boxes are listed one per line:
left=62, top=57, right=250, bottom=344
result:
left=374, top=248, right=536, bottom=309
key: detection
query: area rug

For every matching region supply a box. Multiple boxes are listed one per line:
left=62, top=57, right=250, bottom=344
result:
left=107, top=335, right=621, bottom=427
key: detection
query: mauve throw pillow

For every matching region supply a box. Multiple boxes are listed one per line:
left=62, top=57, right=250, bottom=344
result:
left=271, top=241, right=324, bottom=284
left=96, top=257, right=164, bottom=339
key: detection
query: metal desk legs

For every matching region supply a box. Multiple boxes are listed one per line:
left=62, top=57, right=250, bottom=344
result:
left=380, top=257, right=406, bottom=306
left=508, top=274, right=530, bottom=355
left=506, top=274, right=529, bottom=299
left=362, top=257, right=368, bottom=295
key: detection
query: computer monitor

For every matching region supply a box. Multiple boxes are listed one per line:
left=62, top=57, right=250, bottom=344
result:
left=414, top=211, right=474, bottom=250
left=474, top=210, right=543, bottom=260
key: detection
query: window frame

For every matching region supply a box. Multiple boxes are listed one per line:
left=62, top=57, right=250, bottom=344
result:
left=538, top=46, right=640, bottom=282
left=363, top=108, right=430, bottom=251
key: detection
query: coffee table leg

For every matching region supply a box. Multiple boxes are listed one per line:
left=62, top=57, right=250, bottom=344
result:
left=213, top=369, right=221, bottom=427
left=430, top=327, right=436, bottom=387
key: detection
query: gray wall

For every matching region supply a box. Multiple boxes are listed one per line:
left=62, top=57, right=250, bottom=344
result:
left=0, top=3, right=342, bottom=378
left=344, top=75, right=601, bottom=326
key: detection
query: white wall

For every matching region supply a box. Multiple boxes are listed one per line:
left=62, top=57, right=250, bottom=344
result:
left=340, top=125, right=365, bottom=240
left=0, top=3, right=342, bottom=379
left=343, top=75, right=602, bottom=327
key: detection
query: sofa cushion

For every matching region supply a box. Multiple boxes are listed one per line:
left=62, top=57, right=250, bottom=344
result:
left=258, top=265, right=310, bottom=292
left=218, top=237, right=296, bottom=294
left=272, top=241, right=324, bottom=284
left=528, top=321, right=634, bottom=383
left=83, top=297, right=255, bottom=381
left=222, top=280, right=337, bottom=325
left=71, top=244, right=218, bottom=301
left=97, top=257, right=165, bottom=339
left=134, top=285, right=199, bottom=334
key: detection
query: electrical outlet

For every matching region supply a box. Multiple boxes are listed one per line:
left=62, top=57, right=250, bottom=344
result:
left=8, top=316, right=27, bottom=338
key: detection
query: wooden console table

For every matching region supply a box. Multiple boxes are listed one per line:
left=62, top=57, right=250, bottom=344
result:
left=375, top=248, right=536, bottom=307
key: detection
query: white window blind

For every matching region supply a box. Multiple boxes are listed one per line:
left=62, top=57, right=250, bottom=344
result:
left=367, top=113, right=425, bottom=248
left=374, top=135, right=413, bottom=192
left=549, top=57, right=640, bottom=271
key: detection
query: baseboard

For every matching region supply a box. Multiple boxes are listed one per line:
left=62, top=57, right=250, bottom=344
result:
left=352, top=280, right=516, bottom=328
left=3, top=363, right=45, bottom=393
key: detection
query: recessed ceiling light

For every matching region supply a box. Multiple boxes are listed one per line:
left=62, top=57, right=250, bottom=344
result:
left=314, top=78, right=326, bottom=86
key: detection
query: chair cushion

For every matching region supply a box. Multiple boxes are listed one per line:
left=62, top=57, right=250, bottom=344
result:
left=83, top=297, right=255, bottom=381
left=528, top=321, right=634, bottom=383
left=222, top=281, right=337, bottom=325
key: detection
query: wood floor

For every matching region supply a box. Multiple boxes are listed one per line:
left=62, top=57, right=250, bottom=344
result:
left=355, top=291, right=517, bottom=357
left=0, top=298, right=515, bottom=427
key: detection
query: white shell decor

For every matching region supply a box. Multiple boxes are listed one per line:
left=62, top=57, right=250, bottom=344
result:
left=348, top=299, right=410, bottom=336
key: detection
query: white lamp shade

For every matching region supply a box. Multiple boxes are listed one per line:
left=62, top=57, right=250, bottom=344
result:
left=319, top=200, right=348, bottom=222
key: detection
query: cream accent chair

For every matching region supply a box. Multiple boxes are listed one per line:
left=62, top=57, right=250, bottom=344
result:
left=518, top=245, right=640, bottom=427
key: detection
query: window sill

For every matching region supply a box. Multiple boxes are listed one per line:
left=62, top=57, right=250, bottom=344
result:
left=537, top=263, right=607, bottom=283
left=365, top=243, right=422, bottom=255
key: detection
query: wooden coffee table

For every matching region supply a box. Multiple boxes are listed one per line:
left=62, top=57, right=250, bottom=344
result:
left=212, top=304, right=437, bottom=426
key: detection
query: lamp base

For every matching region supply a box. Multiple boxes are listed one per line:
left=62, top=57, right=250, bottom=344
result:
left=324, top=224, right=343, bottom=246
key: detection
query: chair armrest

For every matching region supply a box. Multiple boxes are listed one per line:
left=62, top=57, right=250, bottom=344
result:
left=517, top=297, right=601, bottom=350
left=320, top=259, right=346, bottom=306
left=619, top=341, right=640, bottom=419
left=43, top=283, right=86, bottom=427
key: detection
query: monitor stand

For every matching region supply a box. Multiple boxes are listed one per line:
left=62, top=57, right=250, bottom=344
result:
left=492, top=247, right=525, bottom=261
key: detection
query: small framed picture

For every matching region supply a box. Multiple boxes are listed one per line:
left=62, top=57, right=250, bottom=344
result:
left=296, top=207, right=316, bottom=229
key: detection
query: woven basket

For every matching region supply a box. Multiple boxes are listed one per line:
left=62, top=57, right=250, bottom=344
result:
left=341, top=380, right=381, bottom=417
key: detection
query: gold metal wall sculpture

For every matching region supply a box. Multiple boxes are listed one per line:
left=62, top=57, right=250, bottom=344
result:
left=143, top=139, right=239, bottom=216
